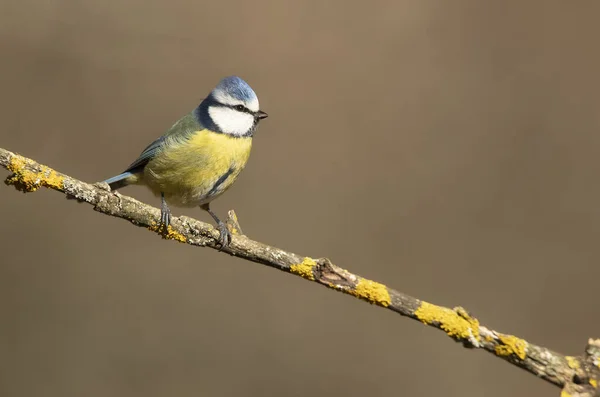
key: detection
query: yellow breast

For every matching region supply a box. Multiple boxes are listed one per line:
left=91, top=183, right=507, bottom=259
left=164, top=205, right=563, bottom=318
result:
left=143, top=130, right=252, bottom=207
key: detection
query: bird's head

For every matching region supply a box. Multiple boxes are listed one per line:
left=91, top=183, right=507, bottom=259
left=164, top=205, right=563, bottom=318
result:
left=197, top=76, right=268, bottom=137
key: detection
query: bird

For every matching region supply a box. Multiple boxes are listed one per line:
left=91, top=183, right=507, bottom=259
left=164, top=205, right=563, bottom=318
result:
left=103, top=76, right=268, bottom=248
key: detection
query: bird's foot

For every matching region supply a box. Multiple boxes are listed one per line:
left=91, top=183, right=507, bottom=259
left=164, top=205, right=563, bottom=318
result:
left=159, top=206, right=171, bottom=233
left=216, top=220, right=232, bottom=250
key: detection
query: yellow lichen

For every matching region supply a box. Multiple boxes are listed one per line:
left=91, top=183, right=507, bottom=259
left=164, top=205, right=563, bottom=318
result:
left=290, top=257, right=317, bottom=280
left=7, top=155, right=27, bottom=173
left=7, top=155, right=64, bottom=192
left=590, top=379, right=597, bottom=388
left=415, top=302, right=481, bottom=343
left=495, top=334, right=528, bottom=360
left=560, top=391, right=571, bottom=397
left=148, top=224, right=187, bottom=243
left=349, top=278, right=391, bottom=307
left=226, top=211, right=242, bottom=235
left=566, top=356, right=580, bottom=370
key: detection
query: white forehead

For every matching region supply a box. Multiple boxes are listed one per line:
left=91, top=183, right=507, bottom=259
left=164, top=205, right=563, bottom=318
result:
left=213, top=90, right=260, bottom=112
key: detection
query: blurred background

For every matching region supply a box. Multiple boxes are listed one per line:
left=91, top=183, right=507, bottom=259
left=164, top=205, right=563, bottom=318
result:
left=1, top=1, right=599, bottom=396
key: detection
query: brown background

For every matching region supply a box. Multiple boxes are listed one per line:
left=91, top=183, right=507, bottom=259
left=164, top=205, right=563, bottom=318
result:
left=1, top=1, right=599, bottom=396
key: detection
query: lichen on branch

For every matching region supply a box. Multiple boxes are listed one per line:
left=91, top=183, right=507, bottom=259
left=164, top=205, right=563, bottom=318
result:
left=1, top=146, right=598, bottom=396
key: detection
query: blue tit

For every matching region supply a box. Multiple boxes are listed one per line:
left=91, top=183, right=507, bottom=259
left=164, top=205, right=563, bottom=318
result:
left=103, top=76, right=268, bottom=248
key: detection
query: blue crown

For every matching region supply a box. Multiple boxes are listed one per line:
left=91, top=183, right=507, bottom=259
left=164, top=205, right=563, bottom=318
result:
left=213, top=76, right=257, bottom=101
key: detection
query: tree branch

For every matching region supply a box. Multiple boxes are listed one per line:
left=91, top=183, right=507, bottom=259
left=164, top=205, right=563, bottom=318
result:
left=1, top=146, right=598, bottom=396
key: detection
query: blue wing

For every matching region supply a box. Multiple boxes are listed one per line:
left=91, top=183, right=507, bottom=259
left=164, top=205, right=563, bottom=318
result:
left=103, top=135, right=167, bottom=190
left=123, top=135, right=167, bottom=174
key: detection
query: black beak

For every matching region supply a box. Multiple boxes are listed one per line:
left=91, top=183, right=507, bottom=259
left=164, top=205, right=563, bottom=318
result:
left=256, top=110, right=268, bottom=120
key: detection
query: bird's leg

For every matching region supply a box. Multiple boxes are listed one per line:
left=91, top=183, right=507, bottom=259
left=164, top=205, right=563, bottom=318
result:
left=160, top=192, right=171, bottom=230
left=200, top=203, right=231, bottom=249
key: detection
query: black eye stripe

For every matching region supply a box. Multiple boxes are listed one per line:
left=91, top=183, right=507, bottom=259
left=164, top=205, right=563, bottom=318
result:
left=230, top=104, right=256, bottom=115
left=213, top=102, right=256, bottom=116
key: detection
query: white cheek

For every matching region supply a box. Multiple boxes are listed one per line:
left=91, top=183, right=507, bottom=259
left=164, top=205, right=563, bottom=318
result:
left=208, top=107, right=254, bottom=136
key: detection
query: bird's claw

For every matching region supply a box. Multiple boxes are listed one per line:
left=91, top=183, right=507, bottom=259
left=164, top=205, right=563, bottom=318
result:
left=160, top=207, right=171, bottom=232
left=216, top=221, right=231, bottom=250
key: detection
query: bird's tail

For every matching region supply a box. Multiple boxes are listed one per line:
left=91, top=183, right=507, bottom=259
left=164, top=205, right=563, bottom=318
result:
left=104, top=172, right=136, bottom=191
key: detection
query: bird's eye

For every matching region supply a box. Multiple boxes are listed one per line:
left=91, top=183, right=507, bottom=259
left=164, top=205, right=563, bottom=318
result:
left=234, top=105, right=245, bottom=112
